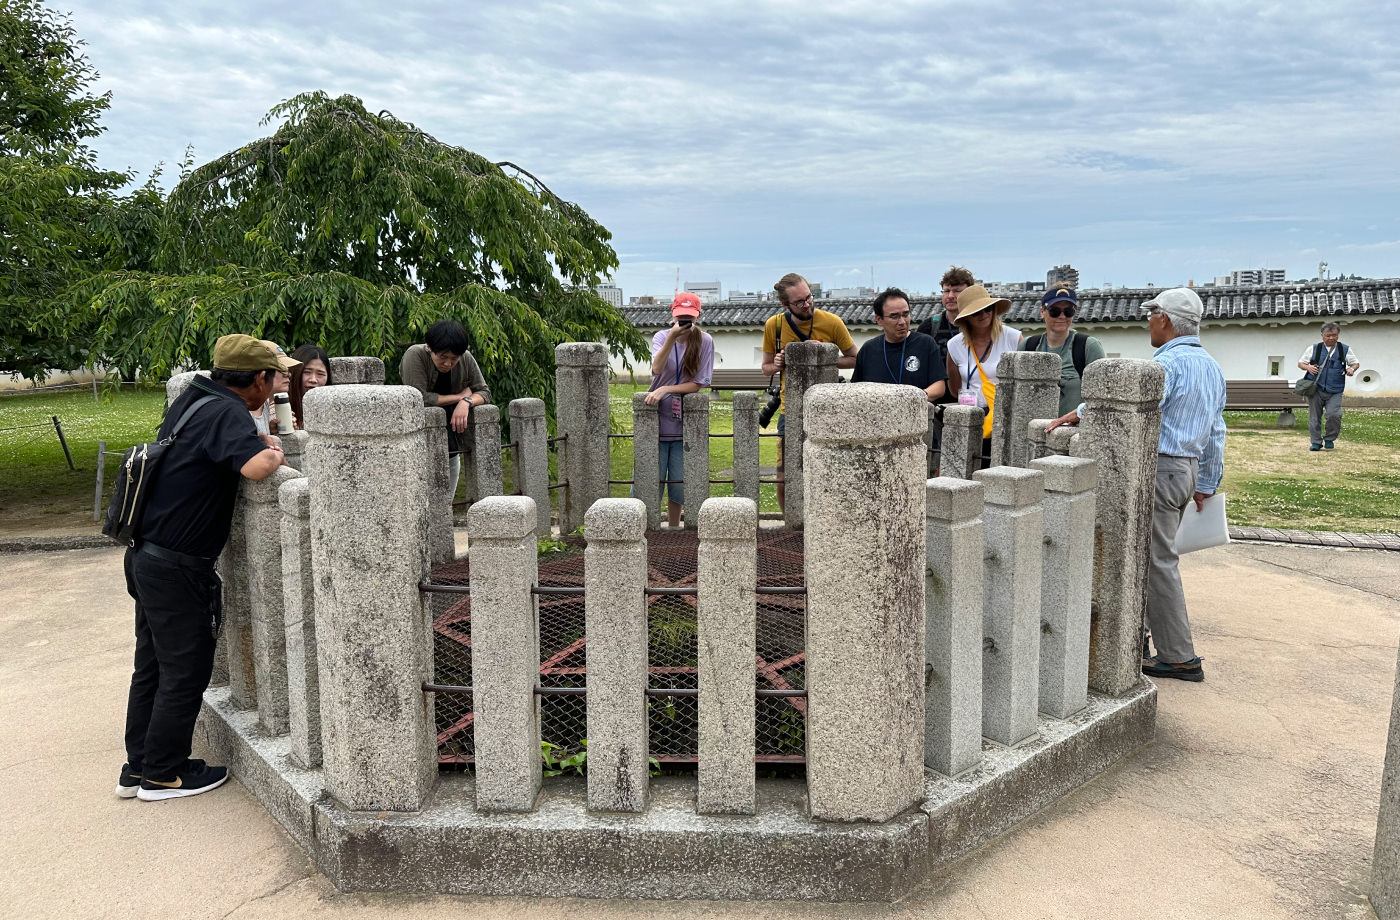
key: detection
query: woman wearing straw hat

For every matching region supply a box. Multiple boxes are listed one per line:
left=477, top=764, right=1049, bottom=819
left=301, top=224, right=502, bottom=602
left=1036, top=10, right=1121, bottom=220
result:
left=944, top=285, right=1022, bottom=468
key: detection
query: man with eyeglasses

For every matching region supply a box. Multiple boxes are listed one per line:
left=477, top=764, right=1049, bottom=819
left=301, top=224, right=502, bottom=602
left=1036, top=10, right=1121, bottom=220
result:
left=916, top=266, right=974, bottom=357
left=852, top=287, right=947, bottom=402
left=1020, top=287, right=1106, bottom=416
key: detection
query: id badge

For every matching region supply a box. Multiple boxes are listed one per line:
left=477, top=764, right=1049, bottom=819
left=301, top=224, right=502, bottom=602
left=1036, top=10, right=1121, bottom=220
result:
left=958, top=389, right=977, bottom=407
left=671, top=399, right=682, bottom=419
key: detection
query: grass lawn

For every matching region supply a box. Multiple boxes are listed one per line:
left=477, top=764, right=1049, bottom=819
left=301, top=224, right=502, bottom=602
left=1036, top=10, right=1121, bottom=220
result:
left=1, top=383, right=1395, bottom=535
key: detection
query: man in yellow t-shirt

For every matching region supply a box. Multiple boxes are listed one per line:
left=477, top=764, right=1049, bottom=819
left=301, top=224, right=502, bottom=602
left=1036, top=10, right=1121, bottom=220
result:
left=760, top=272, right=858, bottom=511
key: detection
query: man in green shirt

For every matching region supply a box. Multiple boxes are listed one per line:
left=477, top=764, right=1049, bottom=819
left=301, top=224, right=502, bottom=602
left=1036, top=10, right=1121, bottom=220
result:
left=1020, top=287, right=1105, bottom=416
left=400, top=320, right=491, bottom=500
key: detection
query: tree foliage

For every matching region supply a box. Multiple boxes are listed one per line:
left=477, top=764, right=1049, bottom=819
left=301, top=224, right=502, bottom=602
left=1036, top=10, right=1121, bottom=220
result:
left=63, top=91, right=647, bottom=418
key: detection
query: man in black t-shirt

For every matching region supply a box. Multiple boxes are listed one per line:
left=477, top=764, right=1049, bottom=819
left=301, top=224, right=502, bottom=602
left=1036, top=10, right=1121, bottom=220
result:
left=117, top=335, right=289, bottom=803
left=852, top=288, right=948, bottom=402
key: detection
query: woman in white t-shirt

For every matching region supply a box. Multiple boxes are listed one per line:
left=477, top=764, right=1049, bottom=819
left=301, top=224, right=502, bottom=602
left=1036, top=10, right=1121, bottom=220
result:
left=944, top=285, right=1021, bottom=466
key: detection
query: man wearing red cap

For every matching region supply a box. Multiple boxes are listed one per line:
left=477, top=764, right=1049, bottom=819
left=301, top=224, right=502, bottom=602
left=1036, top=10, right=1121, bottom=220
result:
left=643, top=292, right=715, bottom=527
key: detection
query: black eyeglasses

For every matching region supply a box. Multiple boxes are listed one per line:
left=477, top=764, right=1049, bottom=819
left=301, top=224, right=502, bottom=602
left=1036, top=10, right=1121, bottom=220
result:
left=1045, top=305, right=1075, bottom=318
left=788, top=294, right=814, bottom=308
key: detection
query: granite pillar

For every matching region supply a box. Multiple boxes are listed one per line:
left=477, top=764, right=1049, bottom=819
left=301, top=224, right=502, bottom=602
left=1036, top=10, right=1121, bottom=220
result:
left=243, top=465, right=304, bottom=736
left=990, top=351, right=1061, bottom=469
left=280, top=429, right=310, bottom=473
left=924, top=477, right=986, bottom=777
left=974, top=466, right=1044, bottom=747
left=804, top=382, right=927, bottom=822
left=1030, top=456, right=1098, bottom=720
left=555, top=343, right=611, bottom=532
left=469, top=403, right=504, bottom=501
left=279, top=476, right=321, bottom=767
left=632, top=393, right=660, bottom=531
left=327, top=356, right=385, bottom=385
left=584, top=499, right=650, bottom=813
left=509, top=398, right=552, bottom=536
left=938, top=405, right=985, bottom=481
left=468, top=496, right=543, bottom=813
left=303, top=385, right=435, bottom=812
left=423, top=407, right=454, bottom=566
left=165, top=370, right=208, bottom=407
left=782, top=341, right=839, bottom=529
left=731, top=391, right=760, bottom=504
left=1027, top=419, right=1050, bottom=462
left=217, top=489, right=255, bottom=708
left=1047, top=425, right=1078, bottom=457
left=1070, top=359, right=1165, bottom=697
left=697, top=497, right=758, bottom=815
left=1374, top=641, right=1400, bottom=919
left=682, top=392, right=711, bottom=528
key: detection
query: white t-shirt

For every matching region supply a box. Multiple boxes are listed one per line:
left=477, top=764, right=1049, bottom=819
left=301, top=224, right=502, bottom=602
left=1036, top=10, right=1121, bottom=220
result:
left=1299, top=343, right=1359, bottom=367
left=947, top=327, right=1022, bottom=409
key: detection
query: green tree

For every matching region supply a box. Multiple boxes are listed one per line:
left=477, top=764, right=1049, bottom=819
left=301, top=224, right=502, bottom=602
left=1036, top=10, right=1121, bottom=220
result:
left=63, top=91, right=647, bottom=416
left=0, top=0, right=132, bottom=377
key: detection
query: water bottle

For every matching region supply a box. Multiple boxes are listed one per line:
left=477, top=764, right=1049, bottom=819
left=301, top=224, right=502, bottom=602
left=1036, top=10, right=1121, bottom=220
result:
left=274, top=393, right=294, bottom=432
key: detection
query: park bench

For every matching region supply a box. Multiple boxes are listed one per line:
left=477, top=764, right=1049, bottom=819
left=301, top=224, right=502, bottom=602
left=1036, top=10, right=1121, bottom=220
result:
left=1225, top=378, right=1305, bottom=427
left=708, top=368, right=773, bottom=392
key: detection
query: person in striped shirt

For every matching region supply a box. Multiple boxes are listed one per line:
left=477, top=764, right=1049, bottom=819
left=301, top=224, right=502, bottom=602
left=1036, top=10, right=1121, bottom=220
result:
left=1047, top=287, right=1226, bottom=683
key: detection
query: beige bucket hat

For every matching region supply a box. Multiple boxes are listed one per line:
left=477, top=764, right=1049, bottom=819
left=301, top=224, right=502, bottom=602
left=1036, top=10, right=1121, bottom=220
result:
left=953, top=285, right=1011, bottom=324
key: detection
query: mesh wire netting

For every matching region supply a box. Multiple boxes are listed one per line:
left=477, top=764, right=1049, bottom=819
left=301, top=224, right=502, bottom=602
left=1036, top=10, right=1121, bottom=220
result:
left=425, top=528, right=807, bottom=766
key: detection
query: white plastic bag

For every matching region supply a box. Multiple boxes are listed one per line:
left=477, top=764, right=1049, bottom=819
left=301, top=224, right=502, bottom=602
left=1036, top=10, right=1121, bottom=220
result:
left=1174, top=493, right=1230, bottom=555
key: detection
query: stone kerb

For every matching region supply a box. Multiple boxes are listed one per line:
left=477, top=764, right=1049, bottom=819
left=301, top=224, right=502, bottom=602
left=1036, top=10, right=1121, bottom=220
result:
left=632, top=393, right=661, bottom=530
left=782, top=341, right=839, bottom=529
left=924, top=477, right=985, bottom=777
left=1070, top=358, right=1165, bottom=697
left=990, top=351, right=1061, bottom=469
left=974, top=466, right=1045, bottom=747
left=555, top=343, right=610, bottom=533
left=938, top=405, right=985, bottom=480
left=468, top=496, right=543, bottom=813
left=697, top=497, right=758, bottom=815
left=328, top=356, right=385, bottom=385
left=508, top=398, right=552, bottom=536
left=1030, top=456, right=1098, bottom=720
left=681, top=392, right=711, bottom=528
left=303, top=385, right=435, bottom=812
left=423, top=407, right=454, bottom=567
left=468, top=403, right=504, bottom=501
left=731, top=391, right=760, bottom=504
left=803, top=382, right=926, bottom=822
left=583, top=498, right=650, bottom=813
left=278, top=476, right=321, bottom=767
left=242, top=464, right=305, bottom=736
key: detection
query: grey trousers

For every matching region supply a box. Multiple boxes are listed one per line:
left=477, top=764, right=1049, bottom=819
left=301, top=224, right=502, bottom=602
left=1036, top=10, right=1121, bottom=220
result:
left=1147, top=455, right=1199, bottom=663
left=1308, top=390, right=1344, bottom=444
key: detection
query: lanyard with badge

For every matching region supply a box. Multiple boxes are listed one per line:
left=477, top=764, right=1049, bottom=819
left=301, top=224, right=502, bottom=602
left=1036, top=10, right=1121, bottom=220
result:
left=669, top=341, right=684, bottom=420
left=883, top=337, right=908, bottom=385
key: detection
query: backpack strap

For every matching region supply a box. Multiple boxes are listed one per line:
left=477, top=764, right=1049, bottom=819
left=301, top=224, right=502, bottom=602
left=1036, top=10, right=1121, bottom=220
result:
left=1025, top=333, right=1043, bottom=352
left=1071, top=333, right=1088, bottom=377
left=161, top=395, right=219, bottom=444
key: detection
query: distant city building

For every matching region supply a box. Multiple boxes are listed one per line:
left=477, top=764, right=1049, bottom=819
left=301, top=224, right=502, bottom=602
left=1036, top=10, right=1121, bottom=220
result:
left=685, top=281, right=723, bottom=304
left=986, top=280, right=1046, bottom=294
left=1229, top=268, right=1287, bottom=286
left=728, top=290, right=762, bottom=303
left=823, top=286, right=874, bottom=299
left=1046, top=264, right=1080, bottom=289
left=595, top=283, right=623, bottom=308
left=629, top=295, right=659, bottom=305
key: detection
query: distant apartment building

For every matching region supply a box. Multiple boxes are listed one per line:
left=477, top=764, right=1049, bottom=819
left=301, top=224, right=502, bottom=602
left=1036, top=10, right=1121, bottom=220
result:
left=685, top=281, right=723, bottom=303
left=823, top=286, right=874, bottom=299
left=595, top=283, right=623, bottom=308
left=1047, top=264, right=1080, bottom=289
left=1229, top=269, right=1287, bottom=286
left=728, top=290, right=763, bottom=303
left=629, top=295, right=659, bottom=305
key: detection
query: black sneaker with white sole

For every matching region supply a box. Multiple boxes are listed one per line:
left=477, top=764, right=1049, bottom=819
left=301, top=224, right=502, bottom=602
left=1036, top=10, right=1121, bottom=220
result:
left=115, top=763, right=142, bottom=799
left=136, top=759, right=228, bottom=801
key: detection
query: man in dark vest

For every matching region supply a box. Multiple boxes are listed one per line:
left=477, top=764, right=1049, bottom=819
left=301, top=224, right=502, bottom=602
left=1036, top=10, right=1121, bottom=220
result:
left=1297, top=322, right=1360, bottom=451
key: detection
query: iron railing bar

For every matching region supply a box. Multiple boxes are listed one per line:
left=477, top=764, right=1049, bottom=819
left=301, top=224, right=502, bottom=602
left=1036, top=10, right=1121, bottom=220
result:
left=530, top=585, right=586, bottom=596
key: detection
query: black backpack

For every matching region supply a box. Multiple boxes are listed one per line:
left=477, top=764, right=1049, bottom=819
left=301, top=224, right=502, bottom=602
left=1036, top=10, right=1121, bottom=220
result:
left=1025, top=332, right=1089, bottom=377
left=103, top=393, right=218, bottom=546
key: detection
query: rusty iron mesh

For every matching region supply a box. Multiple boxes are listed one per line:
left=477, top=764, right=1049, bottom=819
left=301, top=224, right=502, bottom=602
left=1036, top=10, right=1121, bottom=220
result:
left=425, top=528, right=807, bottom=765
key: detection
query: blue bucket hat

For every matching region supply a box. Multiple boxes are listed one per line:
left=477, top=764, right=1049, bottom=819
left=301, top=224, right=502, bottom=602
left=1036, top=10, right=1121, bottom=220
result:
left=1041, top=287, right=1077, bottom=307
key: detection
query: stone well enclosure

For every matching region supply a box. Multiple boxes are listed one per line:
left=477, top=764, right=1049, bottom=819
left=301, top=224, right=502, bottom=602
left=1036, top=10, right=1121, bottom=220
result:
left=188, top=343, right=1165, bottom=902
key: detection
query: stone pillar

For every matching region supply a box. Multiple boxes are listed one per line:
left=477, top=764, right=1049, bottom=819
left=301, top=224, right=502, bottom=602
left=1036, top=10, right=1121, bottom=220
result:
left=697, top=497, right=757, bottom=815
left=974, top=466, right=1045, bottom=747
left=328, top=355, right=385, bottom=385
left=584, top=499, right=649, bottom=813
left=1374, top=643, right=1400, bottom=919
left=804, top=382, right=926, bottom=822
left=217, top=489, right=256, bottom=708
left=631, top=393, right=660, bottom=531
left=279, top=477, right=321, bottom=768
left=990, top=351, right=1061, bottom=469
left=243, top=465, right=304, bottom=736
left=509, top=398, right=552, bottom=537
left=1027, top=419, right=1050, bottom=462
left=682, top=392, right=711, bottom=528
left=280, top=429, right=310, bottom=473
left=1047, top=425, right=1078, bottom=457
left=468, top=403, right=504, bottom=501
left=924, top=477, right=985, bottom=777
left=938, top=405, right=985, bottom=480
left=782, top=341, right=839, bottom=529
left=731, top=391, right=760, bottom=504
left=1030, top=456, right=1098, bottom=720
left=422, top=407, right=454, bottom=567
left=1070, top=359, right=1165, bottom=697
left=468, top=496, right=542, bottom=813
left=555, top=343, right=610, bottom=533
left=165, top=370, right=208, bottom=407
left=304, top=385, right=435, bottom=812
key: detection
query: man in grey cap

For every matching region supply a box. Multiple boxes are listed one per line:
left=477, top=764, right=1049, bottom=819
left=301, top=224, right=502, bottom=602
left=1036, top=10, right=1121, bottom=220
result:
left=1047, top=288, right=1226, bottom=682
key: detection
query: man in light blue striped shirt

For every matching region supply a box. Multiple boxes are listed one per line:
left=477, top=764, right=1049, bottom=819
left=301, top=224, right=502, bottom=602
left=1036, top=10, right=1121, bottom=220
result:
left=1048, top=287, right=1226, bottom=682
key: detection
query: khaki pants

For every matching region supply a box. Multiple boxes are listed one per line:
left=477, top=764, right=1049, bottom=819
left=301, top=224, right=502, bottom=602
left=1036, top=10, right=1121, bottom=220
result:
left=1146, top=455, right=1199, bottom=663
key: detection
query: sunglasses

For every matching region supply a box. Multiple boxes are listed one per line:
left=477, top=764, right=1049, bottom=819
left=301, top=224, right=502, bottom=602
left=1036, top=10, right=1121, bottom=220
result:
left=1044, top=305, right=1075, bottom=318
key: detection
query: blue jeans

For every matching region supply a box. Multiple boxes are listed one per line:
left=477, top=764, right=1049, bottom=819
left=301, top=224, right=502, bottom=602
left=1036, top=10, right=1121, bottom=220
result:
left=659, top=439, right=684, bottom=504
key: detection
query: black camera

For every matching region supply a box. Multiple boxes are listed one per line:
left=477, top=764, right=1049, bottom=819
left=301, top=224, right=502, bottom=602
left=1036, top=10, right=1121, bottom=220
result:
left=758, top=374, right=782, bottom=428
left=677, top=317, right=693, bottom=328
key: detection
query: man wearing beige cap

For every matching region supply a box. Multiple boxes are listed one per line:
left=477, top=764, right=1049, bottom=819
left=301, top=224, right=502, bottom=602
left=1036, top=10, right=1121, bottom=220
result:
left=116, top=334, right=288, bottom=802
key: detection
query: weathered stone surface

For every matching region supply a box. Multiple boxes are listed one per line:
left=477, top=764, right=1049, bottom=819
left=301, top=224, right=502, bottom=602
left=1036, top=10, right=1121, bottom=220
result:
left=731, top=391, right=760, bottom=504
left=279, top=476, right=321, bottom=767
left=975, top=466, right=1044, bottom=747
left=990, top=351, right=1061, bottom=469
left=1031, top=456, right=1098, bottom=719
left=632, top=393, right=660, bottom=530
left=682, top=392, right=711, bottom=529
left=925, top=477, right=985, bottom=776
left=328, top=356, right=385, bottom=385
left=217, top=487, right=256, bottom=708
left=508, top=398, right=552, bottom=536
left=782, top=341, right=839, bottom=528
left=555, top=343, right=610, bottom=532
left=1071, top=358, right=1164, bottom=696
left=804, top=382, right=926, bottom=822
left=697, top=497, right=757, bottom=815
left=938, top=405, right=985, bottom=480
left=584, top=498, right=649, bottom=813
left=468, top=496, right=542, bottom=813
left=1375, top=643, right=1400, bottom=918
left=1027, top=419, right=1050, bottom=461
left=1046, top=425, right=1078, bottom=456
left=165, top=370, right=209, bottom=406
left=422, top=407, right=454, bottom=566
left=280, top=429, right=310, bottom=473
left=304, top=385, right=435, bottom=812
left=468, top=403, right=503, bottom=501
left=243, top=465, right=303, bottom=736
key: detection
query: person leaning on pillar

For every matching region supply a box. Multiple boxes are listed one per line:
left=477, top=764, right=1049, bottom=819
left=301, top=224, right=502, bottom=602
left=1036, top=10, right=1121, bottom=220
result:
left=1046, top=287, right=1226, bottom=684
left=400, top=320, right=492, bottom=501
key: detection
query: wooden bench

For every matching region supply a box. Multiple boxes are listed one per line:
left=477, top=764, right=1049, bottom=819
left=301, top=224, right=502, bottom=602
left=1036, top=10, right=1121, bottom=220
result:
left=1225, top=379, right=1304, bottom=426
left=708, top=368, right=773, bottom=392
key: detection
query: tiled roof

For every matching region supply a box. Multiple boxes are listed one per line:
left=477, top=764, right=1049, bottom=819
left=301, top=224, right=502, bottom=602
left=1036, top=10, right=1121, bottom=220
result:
left=618, top=280, right=1400, bottom=330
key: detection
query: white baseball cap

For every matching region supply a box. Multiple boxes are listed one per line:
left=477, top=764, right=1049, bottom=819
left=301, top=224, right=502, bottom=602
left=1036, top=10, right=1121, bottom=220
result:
left=1143, top=287, right=1203, bottom=323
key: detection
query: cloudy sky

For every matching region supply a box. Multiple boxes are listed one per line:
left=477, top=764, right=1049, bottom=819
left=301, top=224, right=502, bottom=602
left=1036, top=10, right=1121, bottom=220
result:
left=67, top=0, right=1400, bottom=297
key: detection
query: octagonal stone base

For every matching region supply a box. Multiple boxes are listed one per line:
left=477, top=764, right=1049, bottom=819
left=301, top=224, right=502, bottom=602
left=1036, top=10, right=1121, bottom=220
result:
left=197, top=681, right=1154, bottom=902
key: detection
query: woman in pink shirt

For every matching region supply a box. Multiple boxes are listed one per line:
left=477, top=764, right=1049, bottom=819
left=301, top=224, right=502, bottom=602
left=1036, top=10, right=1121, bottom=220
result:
left=643, top=293, right=715, bottom=527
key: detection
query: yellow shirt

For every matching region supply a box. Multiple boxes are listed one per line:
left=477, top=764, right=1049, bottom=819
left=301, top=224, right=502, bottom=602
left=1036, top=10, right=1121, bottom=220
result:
left=761, top=309, right=856, bottom=415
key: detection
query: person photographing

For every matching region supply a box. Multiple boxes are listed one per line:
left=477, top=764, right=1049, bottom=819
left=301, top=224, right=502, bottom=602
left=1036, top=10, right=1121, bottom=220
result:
left=642, top=293, right=715, bottom=527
